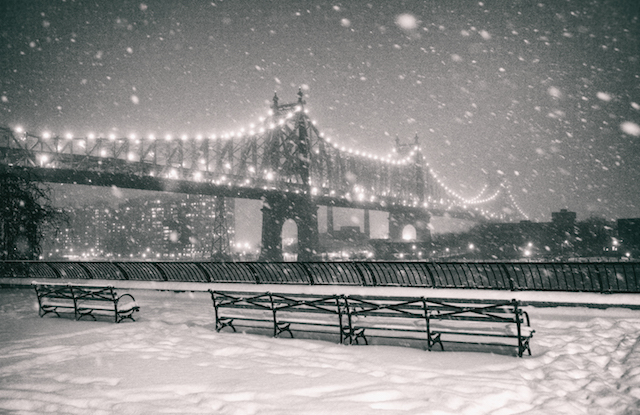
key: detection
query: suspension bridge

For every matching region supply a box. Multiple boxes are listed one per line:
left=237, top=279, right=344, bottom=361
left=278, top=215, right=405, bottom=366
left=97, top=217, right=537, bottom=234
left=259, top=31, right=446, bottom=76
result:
left=0, top=89, right=527, bottom=261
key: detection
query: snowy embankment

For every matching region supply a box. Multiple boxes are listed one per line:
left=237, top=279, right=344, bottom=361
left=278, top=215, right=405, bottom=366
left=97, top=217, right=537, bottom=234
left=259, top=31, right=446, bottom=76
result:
left=1, top=283, right=640, bottom=414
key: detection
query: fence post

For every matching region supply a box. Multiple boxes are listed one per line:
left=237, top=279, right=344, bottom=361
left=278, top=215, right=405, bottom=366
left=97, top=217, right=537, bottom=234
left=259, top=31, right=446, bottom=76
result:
left=501, top=263, right=516, bottom=291
left=112, top=263, right=130, bottom=280
left=424, top=262, right=437, bottom=288
left=354, top=263, right=371, bottom=286
left=247, top=263, right=261, bottom=284
left=593, top=264, right=605, bottom=293
left=301, top=263, right=314, bottom=285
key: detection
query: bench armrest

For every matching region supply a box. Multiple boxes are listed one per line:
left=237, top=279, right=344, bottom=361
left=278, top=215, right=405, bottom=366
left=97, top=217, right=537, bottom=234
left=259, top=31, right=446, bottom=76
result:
left=116, top=293, right=138, bottom=309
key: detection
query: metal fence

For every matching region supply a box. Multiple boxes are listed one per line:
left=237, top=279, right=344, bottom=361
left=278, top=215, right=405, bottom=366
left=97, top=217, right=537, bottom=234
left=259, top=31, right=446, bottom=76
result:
left=2, top=260, right=639, bottom=293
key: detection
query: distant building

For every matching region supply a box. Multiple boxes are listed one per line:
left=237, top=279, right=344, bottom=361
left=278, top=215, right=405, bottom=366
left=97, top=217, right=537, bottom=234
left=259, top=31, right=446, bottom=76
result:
left=43, top=195, right=235, bottom=259
left=463, top=209, right=578, bottom=259
left=617, top=218, right=640, bottom=256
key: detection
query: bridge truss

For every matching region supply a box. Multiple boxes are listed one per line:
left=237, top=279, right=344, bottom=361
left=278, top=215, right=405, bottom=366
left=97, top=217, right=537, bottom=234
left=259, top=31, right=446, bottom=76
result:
left=0, top=90, right=524, bottom=221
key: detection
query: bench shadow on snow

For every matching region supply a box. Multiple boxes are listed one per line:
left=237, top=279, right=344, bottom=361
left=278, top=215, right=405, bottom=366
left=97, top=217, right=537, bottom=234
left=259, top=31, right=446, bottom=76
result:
left=214, top=325, right=523, bottom=357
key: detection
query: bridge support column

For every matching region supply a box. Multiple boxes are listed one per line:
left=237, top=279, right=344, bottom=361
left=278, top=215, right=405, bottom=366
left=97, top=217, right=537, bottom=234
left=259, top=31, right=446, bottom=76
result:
left=259, top=193, right=319, bottom=262
left=364, top=209, right=370, bottom=239
left=327, top=205, right=334, bottom=237
left=388, top=210, right=431, bottom=242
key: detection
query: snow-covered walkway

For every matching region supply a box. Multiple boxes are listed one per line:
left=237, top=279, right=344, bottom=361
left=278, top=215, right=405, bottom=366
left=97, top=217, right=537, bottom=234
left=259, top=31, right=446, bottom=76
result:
left=1, top=286, right=640, bottom=414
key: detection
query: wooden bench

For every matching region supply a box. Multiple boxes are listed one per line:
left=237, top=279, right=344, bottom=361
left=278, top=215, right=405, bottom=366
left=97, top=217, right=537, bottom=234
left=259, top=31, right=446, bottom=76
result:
left=210, top=290, right=534, bottom=357
left=209, top=290, right=360, bottom=344
left=343, top=295, right=534, bottom=357
left=33, top=282, right=140, bottom=323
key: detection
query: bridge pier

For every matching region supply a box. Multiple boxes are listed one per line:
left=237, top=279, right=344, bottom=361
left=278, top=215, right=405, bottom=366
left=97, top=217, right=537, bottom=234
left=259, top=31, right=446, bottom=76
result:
left=388, top=210, right=431, bottom=242
left=259, top=193, right=319, bottom=262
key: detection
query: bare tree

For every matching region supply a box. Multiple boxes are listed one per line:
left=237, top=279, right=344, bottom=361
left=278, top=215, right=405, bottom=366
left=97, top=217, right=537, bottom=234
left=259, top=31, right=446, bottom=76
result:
left=0, top=166, right=65, bottom=260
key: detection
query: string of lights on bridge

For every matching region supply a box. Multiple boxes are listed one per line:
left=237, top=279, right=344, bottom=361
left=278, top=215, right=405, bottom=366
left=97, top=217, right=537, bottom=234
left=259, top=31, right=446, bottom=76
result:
left=11, top=106, right=418, bottom=166
left=9, top=102, right=527, bottom=220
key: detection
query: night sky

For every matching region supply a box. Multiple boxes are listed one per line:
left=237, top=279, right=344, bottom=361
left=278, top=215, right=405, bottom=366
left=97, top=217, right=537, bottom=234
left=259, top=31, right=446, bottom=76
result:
left=2, top=0, right=640, bottom=224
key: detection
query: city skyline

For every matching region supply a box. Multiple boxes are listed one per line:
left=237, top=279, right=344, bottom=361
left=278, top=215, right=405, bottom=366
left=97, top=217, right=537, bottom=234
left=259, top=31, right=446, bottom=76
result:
left=2, top=0, right=639, bottom=222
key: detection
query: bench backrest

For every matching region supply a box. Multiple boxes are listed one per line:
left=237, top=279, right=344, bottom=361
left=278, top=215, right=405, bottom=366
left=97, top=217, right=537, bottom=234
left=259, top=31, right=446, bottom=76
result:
left=73, top=286, right=117, bottom=302
left=343, top=295, right=526, bottom=324
left=34, top=284, right=75, bottom=300
left=210, top=291, right=526, bottom=323
left=210, top=291, right=343, bottom=316
left=33, top=283, right=117, bottom=302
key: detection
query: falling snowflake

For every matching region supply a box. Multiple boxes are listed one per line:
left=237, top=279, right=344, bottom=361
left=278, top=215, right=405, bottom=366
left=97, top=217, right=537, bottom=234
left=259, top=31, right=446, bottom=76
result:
left=620, top=121, right=640, bottom=137
left=547, top=86, right=562, bottom=99
left=395, top=14, right=418, bottom=31
left=479, top=30, right=492, bottom=40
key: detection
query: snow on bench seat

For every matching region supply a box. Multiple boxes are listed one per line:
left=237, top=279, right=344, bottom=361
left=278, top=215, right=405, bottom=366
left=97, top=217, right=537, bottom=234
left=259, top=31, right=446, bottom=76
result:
left=33, top=282, right=140, bottom=323
left=210, top=290, right=535, bottom=356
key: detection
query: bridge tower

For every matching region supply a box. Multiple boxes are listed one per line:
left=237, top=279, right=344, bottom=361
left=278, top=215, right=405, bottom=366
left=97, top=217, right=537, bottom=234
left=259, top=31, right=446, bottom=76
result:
left=259, top=89, right=319, bottom=261
left=211, top=196, right=234, bottom=260
left=388, top=134, right=431, bottom=242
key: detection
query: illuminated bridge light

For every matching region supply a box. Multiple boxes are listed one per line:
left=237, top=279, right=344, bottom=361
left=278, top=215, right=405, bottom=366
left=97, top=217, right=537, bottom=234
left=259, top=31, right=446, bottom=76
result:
left=196, top=134, right=202, bottom=140
left=42, top=132, right=51, bottom=139
left=100, top=149, right=107, bottom=157
left=109, top=134, right=116, bottom=140
left=165, top=134, right=172, bottom=141
left=88, top=133, right=95, bottom=139
left=14, top=126, right=24, bottom=133
left=148, top=134, right=155, bottom=140
left=65, top=132, right=73, bottom=140
left=181, top=134, right=188, bottom=140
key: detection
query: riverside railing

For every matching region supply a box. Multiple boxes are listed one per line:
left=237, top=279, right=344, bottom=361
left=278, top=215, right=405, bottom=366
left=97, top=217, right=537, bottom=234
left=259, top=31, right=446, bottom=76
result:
left=1, top=260, right=639, bottom=293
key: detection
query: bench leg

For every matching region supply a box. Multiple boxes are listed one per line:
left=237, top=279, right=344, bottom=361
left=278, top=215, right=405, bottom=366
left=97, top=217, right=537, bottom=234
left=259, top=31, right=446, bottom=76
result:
left=216, top=318, right=236, bottom=333
left=428, top=332, right=444, bottom=351
left=343, top=328, right=367, bottom=345
left=520, top=336, right=533, bottom=357
left=115, top=307, right=139, bottom=323
left=353, top=328, right=367, bottom=345
left=77, top=311, right=97, bottom=321
left=275, top=322, right=293, bottom=338
left=39, top=307, right=60, bottom=318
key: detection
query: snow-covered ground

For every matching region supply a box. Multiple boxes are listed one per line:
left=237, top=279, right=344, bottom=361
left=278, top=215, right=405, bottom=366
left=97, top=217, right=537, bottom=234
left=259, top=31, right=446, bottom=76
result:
left=1, top=284, right=640, bottom=414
